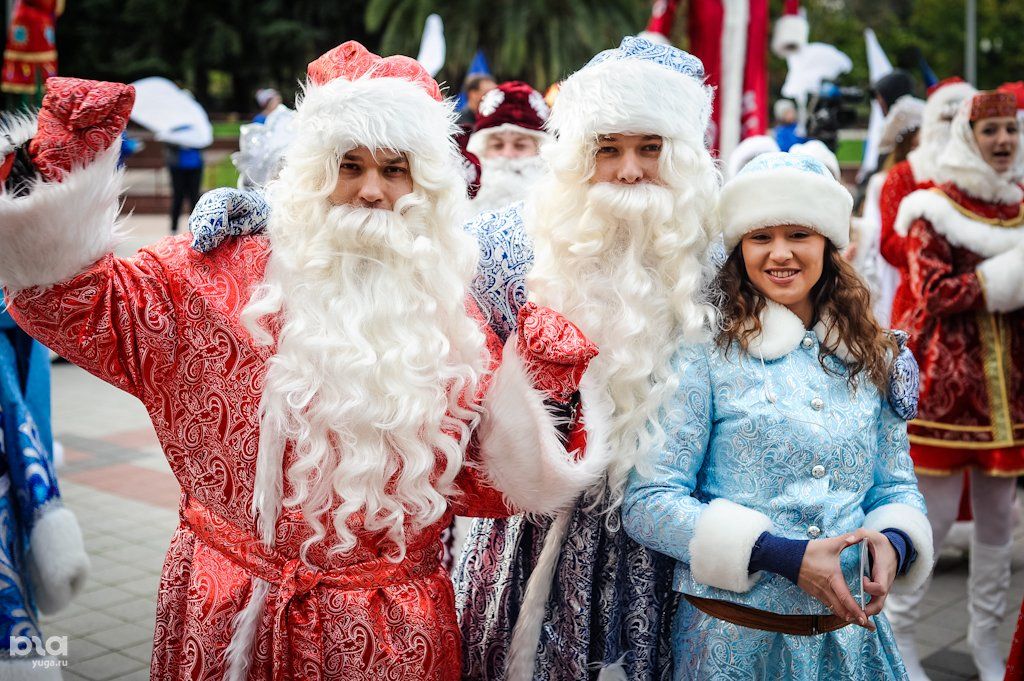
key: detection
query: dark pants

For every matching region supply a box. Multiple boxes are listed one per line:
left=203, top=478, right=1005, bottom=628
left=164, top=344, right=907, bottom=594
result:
left=169, top=167, right=203, bottom=233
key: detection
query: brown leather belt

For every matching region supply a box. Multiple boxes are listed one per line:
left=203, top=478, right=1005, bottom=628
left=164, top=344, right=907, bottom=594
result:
left=685, top=594, right=852, bottom=636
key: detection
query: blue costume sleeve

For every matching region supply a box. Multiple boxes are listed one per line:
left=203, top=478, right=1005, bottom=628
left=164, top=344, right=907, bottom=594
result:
left=464, top=203, right=533, bottom=342
left=623, top=344, right=774, bottom=594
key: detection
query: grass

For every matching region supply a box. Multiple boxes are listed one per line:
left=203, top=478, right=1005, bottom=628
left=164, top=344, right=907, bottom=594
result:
left=212, top=121, right=243, bottom=138
left=836, top=138, right=864, bottom=164
left=204, top=155, right=240, bottom=190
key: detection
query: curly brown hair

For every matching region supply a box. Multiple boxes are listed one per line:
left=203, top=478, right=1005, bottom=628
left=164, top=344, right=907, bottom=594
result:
left=713, top=242, right=897, bottom=392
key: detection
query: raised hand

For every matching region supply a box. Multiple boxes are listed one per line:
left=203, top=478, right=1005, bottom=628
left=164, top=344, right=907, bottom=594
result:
left=28, top=77, right=135, bottom=181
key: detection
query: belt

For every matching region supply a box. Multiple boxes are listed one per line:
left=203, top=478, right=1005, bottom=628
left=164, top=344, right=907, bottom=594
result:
left=182, top=495, right=440, bottom=681
left=684, top=594, right=852, bottom=637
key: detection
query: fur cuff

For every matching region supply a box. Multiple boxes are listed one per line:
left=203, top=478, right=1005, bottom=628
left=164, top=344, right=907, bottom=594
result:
left=0, top=144, right=124, bottom=292
left=0, top=657, right=63, bottom=681
left=475, top=336, right=612, bottom=517
left=977, top=246, right=1024, bottom=313
left=771, top=14, right=809, bottom=58
left=862, top=502, right=933, bottom=594
left=689, top=498, right=773, bottom=593
left=29, top=505, right=89, bottom=615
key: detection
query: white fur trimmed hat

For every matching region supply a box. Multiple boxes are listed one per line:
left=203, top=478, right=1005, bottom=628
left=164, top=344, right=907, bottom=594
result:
left=719, top=151, right=852, bottom=250
left=290, top=41, right=459, bottom=174
left=547, top=36, right=712, bottom=151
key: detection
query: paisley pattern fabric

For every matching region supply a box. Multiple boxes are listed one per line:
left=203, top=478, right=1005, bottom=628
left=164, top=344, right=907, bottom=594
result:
left=878, top=161, right=930, bottom=272
left=891, top=183, right=1024, bottom=470
left=621, top=337, right=923, bottom=679
left=454, top=204, right=677, bottom=680
left=8, top=234, right=516, bottom=681
left=0, top=318, right=62, bottom=661
left=515, top=302, right=598, bottom=404
left=586, top=35, right=705, bottom=82
left=28, top=77, right=135, bottom=181
left=189, top=187, right=271, bottom=253
left=887, top=331, right=919, bottom=421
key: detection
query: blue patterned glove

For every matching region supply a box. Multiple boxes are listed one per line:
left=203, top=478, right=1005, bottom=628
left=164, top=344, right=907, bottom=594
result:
left=189, top=187, right=270, bottom=253
left=887, top=330, right=919, bottom=421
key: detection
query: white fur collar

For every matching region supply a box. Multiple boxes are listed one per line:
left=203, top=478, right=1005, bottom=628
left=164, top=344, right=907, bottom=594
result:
left=744, top=301, right=854, bottom=363
left=894, top=189, right=1024, bottom=258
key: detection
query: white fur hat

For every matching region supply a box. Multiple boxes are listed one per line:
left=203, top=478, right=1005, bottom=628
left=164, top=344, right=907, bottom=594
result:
left=289, top=41, right=459, bottom=179
left=788, top=139, right=841, bottom=180
left=720, top=151, right=852, bottom=250
left=727, top=135, right=780, bottom=179
left=546, top=36, right=712, bottom=153
left=879, top=95, right=925, bottom=154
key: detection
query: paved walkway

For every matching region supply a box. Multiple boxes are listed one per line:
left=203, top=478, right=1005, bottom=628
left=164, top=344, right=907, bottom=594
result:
left=33, top=214, right=1024, bottom=680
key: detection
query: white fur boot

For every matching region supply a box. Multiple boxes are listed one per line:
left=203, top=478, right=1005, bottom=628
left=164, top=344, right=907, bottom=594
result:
left=967, top=539, right=1012, bottom=681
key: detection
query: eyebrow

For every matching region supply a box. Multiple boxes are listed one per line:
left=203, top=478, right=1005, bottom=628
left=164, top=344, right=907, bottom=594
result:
left=381, top=155, right=408, bottom=165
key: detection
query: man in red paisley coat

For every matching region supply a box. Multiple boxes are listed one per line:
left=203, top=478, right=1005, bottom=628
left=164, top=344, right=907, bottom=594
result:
left=883, top=91, right=1024, bottom=681
left=0, top=43, right=610, bottom=681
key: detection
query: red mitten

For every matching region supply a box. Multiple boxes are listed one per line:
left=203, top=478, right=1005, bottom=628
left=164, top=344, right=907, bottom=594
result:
left=28, top=77, right=135, bottom=181
left=0, top=153, right=14, bottom=184
left=516, top=302, right=599, bottom=403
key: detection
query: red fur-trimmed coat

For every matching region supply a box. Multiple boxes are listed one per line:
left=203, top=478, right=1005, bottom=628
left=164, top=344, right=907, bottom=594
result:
left=891, top=182, right=1024, bottom=474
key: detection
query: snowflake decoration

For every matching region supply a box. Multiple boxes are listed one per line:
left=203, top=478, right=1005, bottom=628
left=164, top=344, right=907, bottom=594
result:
left=528, top=90, right=550, bottom=120
left=479, top=89, right=505, bottom=117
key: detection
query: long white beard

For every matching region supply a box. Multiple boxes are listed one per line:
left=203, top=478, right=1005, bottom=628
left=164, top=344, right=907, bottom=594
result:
left=473, top=155, right=547, bottom=213
left=243, top=195, right=487, bottom=563
left=527, top=179, right=712, bottom=511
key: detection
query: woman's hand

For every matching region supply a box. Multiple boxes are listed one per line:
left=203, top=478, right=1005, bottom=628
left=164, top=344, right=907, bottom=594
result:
left=797, top=532, right=870, bottom=629
left=860, top=528, right=898, bottom=621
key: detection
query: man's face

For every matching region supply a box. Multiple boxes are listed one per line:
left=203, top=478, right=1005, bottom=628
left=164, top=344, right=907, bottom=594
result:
left=329, top=146, right=413, bottom=210
left=484, top=131, right=540, bottom=159
left=590, top=134, right=663, bottom=185
left=469, top=79, right=497, bottom=113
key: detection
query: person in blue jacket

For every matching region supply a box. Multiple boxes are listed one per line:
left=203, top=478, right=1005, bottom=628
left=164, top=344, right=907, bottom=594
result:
left=622, top=152, right=933, bottom=680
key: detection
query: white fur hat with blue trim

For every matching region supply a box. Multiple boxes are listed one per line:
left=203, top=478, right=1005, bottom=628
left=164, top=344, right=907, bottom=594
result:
left=719, top=151, right=853, bottom=251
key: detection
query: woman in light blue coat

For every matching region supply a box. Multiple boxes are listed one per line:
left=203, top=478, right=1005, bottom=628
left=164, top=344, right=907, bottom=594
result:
left=622, top=153, right=933, bottom=680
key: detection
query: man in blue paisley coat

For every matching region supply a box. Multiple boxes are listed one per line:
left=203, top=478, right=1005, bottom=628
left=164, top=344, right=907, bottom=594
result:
left=454, top=37, right=722, bottom=680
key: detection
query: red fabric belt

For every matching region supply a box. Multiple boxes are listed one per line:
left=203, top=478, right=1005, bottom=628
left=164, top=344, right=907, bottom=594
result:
left=182, top=495, right=440, bottom=681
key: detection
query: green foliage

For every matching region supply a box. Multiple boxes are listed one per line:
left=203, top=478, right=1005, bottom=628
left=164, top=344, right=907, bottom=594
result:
left=365, top=0, right=647, bottom=90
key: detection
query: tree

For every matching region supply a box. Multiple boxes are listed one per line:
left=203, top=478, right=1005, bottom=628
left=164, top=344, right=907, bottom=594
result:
left=365, top=0, right=648, bottom=91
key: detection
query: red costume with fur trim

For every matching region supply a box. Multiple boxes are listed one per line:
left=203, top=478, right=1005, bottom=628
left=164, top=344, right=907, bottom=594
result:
left=891, top=183, right=1024, bottom=475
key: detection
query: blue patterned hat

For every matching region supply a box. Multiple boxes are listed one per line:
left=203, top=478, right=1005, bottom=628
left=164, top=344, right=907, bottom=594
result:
left=546, top=36, right=712, bottom=151
left=719, top=151, right=853, bottom=250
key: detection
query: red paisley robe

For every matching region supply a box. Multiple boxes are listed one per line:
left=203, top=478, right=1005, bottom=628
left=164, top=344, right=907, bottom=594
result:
left=879, top=160, right=932, bottom=272
left=891, top=183, right=1024, bottom=475
left=8, top=234, right=514, bottom=680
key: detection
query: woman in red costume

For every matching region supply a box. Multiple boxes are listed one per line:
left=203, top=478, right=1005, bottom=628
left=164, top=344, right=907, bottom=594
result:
left=883, top=91, right=1024, bottom=681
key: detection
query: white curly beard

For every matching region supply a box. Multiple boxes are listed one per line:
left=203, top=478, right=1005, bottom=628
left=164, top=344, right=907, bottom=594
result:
left=243, top=191, right=487, bottom=563
left=473, top=155, right=547, bottom=213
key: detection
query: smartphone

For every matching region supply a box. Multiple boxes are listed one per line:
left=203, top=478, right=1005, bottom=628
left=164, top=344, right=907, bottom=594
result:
left=858, top=538, right=869, bottom=611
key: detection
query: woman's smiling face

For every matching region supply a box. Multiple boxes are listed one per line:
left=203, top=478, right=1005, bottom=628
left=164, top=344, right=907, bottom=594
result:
left=741, top=224, right=826, bottom=322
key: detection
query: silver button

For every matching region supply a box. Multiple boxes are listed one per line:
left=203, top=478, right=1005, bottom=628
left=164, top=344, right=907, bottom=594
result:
left=801, top=336, right=814, bottom=349
left=810, top=397, right=824, bottom=411
left=807, top=525, right=822, bottom=538
left=812, top=464, right=826, bottom=479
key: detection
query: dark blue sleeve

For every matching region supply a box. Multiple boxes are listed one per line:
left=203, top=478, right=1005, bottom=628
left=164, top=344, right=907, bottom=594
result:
left=748, top=531, right=809, bottom=585
left=882, top=528, right=917, bottom=576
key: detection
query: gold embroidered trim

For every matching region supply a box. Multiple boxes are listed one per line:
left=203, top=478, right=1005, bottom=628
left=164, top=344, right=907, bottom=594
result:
left=909, top=434, right=1023, bottom=449
left=910, top=419, right=992, bottom=433
left=929, top=187, right=1024, bottom=227
left=3, top=50, right=57, bottom=64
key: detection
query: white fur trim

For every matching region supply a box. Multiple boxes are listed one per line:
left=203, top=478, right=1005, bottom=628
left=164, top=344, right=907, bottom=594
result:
left=862, top=503, right=934, bottom=594
left=894, top=189, right=1024, bottom=257
left=223, top=578, right=270, bottom=681
left=689, top=498, right=773, bottom=593
left=907, top=82, right=977, bottom=183
left=504, top=508, right=573, bottom=681
left=28, top=505, right=89, bottom=615
left=293, top=75, right=458, bottom=175
left=771, top=14, right=809, bottom=58
left=879, top=96, right=925, bottom=155
left=548, top=57, right=711, bottom=152
left=475, top=337, right=613, bottom=516
left=812, top=317, right=853, bottom=363
left=466, top=124, right=549, bottom=158
left=0, top=145, right=124, bottom=293
left=596, top=657, right=628, bottom=680
left=0, top=657, right=63, bottom=681
left=977, top=246, right=1024, bottom=312
left=0, top=113, right=37, bottom=157
left=727, top=135, right=779, bottom=180
left=720, top=166, right=853, bottom=250
left=745, top=300, right=807, bottom=361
